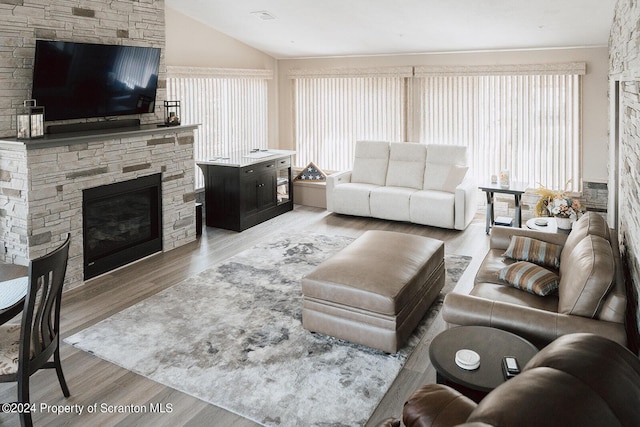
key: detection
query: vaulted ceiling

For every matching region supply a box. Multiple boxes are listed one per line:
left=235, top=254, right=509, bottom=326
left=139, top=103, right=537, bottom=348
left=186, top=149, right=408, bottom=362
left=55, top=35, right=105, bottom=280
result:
left=165, top=0, right=616, bottom=59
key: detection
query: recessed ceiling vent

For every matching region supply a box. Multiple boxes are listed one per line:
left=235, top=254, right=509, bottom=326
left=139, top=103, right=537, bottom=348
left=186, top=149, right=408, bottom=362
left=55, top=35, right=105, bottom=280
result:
left=251, top=10, right=277, bottom=20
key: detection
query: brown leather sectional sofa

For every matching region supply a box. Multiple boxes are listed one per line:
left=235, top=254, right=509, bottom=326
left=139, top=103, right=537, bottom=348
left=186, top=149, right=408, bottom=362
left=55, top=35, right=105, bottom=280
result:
left=442, top=212, right=627, bottom=348
left=379, top=333, right=640, bottom=427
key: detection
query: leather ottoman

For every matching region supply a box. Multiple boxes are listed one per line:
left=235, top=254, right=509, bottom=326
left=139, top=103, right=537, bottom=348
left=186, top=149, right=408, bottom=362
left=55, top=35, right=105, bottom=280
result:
left=301, top=230, right=445, bottom=353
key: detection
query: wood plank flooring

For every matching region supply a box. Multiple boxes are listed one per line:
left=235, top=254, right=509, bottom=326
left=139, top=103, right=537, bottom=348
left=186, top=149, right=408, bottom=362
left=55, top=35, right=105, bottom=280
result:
left=0, top=205, right=489, bottom=427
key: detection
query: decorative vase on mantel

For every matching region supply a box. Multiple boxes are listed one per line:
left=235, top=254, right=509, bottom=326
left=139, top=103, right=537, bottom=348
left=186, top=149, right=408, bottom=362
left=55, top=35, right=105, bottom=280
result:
left=554, top=216, right=573, bottom=230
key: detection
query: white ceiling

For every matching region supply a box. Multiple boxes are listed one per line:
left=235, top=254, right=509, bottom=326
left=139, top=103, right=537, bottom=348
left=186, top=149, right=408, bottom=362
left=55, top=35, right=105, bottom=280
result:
left=165, top=0, right=616, bottom=59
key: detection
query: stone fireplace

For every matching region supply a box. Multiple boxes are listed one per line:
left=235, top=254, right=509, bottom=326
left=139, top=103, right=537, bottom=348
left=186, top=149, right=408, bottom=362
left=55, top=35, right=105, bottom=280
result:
left=0, top=124, right=197, bottom=290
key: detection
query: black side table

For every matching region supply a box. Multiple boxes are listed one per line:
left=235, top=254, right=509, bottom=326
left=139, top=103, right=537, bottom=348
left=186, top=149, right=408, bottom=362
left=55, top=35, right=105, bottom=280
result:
left=478, top=181, right=529, bottom=234
left=429, top=326, right=538, bottom=402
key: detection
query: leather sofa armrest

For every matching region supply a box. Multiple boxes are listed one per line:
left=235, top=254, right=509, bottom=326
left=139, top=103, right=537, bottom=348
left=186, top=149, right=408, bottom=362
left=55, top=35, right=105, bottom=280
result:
left=454, top=176, right=478, bottom=230
left=489, top=225, right=569, bottom=250
left=403, top=384, right=476, bottom=427
left=442, top=293, right=627, bottom=348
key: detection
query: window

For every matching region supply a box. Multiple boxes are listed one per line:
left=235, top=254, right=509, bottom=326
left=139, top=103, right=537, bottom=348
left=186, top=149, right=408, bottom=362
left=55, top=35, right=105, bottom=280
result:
left=290, top=63, right=584, bottom=193
left=416, top=63, right=584, bottom=192
left=167, top=67, right=271, bottom=189
left=290, top=67, right=412, bottom=171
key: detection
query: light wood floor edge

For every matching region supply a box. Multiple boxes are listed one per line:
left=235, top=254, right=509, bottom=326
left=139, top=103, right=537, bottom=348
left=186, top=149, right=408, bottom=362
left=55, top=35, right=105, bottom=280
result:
left=0, top=206, right=490, bottom=427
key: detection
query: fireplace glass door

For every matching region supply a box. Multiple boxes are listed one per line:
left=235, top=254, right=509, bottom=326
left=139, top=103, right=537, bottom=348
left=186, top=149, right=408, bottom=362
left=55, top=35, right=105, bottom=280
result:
left=83, top=174, right=162, bottom=279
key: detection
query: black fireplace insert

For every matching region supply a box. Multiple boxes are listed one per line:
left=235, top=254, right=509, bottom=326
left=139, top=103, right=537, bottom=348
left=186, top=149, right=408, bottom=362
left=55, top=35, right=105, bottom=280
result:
left=83, top=174, right=162, bottom=279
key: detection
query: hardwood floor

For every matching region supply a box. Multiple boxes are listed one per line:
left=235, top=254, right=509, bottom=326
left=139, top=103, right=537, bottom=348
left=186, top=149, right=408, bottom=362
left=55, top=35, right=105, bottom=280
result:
left=0, top=205, right=489, bottom=427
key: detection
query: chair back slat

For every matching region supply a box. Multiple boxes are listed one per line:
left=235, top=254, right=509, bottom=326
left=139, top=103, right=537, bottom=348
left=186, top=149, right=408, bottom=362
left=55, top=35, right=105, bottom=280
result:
left=38, top=272, right=57, bottom=351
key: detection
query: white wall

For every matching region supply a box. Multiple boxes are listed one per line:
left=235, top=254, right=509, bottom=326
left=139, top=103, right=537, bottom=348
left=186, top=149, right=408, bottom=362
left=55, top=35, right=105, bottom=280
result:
left=277, top=48, right=610, bottom=184
left=164, top=6, right=279, bottom=148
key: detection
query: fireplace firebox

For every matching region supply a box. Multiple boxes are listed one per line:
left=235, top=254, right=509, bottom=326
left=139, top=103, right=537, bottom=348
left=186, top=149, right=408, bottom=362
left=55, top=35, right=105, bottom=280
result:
left=83, top=174, right=162, bottom=279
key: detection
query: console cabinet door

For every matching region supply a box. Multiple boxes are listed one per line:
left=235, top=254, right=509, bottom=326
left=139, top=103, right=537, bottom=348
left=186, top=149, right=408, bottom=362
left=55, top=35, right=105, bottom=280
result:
left=256, top=172, right=276, bottom=211
left=240, top=163, right=276, bottom=216
left=241, top=172, right=276, bottom=215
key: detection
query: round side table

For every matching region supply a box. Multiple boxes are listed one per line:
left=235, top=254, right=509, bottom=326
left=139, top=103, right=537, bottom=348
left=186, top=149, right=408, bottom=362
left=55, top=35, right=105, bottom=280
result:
left=429, top=326, right=538, bottom=402
left=525, top=217, right=571, bottom=234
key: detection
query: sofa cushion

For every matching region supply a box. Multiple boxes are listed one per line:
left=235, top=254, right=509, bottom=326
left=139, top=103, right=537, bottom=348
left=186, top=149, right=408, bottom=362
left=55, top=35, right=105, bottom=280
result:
left=370, top=186, right=417, bottom=221
left=351, top=140, right=390, bottom=186
left=560, top=212, right=610, bottom=268
left=426, top=144, right=468, bottom=165
left=470, top=282, right=560, bottom=313
left=409, top=190, right=456, bottom=229
left=558, top=235, right=614, bottom=318
left=499, top=261, right=560, bottom=296
left=423, top=145, right=469, bottom=192
left=386, top=142, right=427, bottom=189
left=472, top=248, right=559, bottom=312
left=329, top=183, right=379, bottom=216
left=503, top=236, right=562, bottom=269
left=423, top=164, right=469, bottom=193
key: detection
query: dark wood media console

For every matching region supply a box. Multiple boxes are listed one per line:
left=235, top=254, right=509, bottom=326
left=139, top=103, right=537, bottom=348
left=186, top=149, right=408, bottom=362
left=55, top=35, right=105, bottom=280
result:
left=197, top=150, right=295, bottom=231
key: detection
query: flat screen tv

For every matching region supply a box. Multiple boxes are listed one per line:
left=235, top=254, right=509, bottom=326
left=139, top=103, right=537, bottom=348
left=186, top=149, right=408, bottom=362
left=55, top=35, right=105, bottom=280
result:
left=31, top=40, right=161, bottom=121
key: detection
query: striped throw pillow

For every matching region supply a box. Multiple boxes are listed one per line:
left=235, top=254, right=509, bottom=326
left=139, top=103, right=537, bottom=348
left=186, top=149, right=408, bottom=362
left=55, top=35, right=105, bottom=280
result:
left=499, top=261, right=560, bottom=296
left=503, top=236, right=562, bottom=269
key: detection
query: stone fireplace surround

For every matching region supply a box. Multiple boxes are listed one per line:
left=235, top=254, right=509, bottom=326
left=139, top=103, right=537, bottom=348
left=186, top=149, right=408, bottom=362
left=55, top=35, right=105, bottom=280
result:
left=0, top=124, right=198, bottom=291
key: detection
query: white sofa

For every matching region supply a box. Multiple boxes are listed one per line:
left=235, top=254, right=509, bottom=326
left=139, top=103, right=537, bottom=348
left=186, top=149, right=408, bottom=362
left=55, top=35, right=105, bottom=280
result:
left=326, top=141, right=477, bottom=230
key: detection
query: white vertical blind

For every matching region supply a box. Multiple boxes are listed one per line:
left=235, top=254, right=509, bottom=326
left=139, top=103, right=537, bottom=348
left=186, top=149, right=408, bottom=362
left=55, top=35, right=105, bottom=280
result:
left=167, top=67, right=271, bottom=189
left=291, top=67, right=411, bottom=171
left=418, top=68, right=582, bottom=191
left=171, top=63, right=583, bottom=192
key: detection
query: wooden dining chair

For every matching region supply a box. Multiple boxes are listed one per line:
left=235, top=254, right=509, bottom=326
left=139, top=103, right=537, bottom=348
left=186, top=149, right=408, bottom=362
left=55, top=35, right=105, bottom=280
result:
left=0, top=235, right=71, bottom=427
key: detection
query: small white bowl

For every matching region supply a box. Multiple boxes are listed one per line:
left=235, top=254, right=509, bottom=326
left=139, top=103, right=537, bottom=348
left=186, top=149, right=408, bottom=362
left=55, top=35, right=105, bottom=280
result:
left=534, top=219, right=548, bottom=226
left=455, top=349, right=480, bottom=370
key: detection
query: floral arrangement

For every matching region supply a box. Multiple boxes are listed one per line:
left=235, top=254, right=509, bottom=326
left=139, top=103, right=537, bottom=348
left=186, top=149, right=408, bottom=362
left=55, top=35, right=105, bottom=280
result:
left=534, top=181, right=584, bottom=220
left=548, top=196, right=583, bottom=219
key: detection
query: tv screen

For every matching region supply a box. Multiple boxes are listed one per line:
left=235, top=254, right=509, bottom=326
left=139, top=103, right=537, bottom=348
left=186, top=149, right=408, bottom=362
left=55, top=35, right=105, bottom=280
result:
left=31, top=40, right=161, bottom=121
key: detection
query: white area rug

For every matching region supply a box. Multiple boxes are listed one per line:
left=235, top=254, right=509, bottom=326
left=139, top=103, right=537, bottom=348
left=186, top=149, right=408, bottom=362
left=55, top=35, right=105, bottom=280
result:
left=66, top=233, right=470, bottom=427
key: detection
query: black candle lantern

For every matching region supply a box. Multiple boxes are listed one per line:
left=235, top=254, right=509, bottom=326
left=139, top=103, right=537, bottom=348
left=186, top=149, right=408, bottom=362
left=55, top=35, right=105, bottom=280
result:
left=16, top=100, right=45, bottom=139
left=164, top=100, right=181, bottom=126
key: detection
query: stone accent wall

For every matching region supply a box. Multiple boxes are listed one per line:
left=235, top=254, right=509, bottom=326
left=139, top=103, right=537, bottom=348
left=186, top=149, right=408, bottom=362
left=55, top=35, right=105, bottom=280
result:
left=0, top=0, right=197, bottom=291
left=0, top=127, right=196, bottom=290
left=0, top=0, right=166, bottom=138
left=0, top=144, right=28, bottom=261
left=610, top=0, right=640, bottom=352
